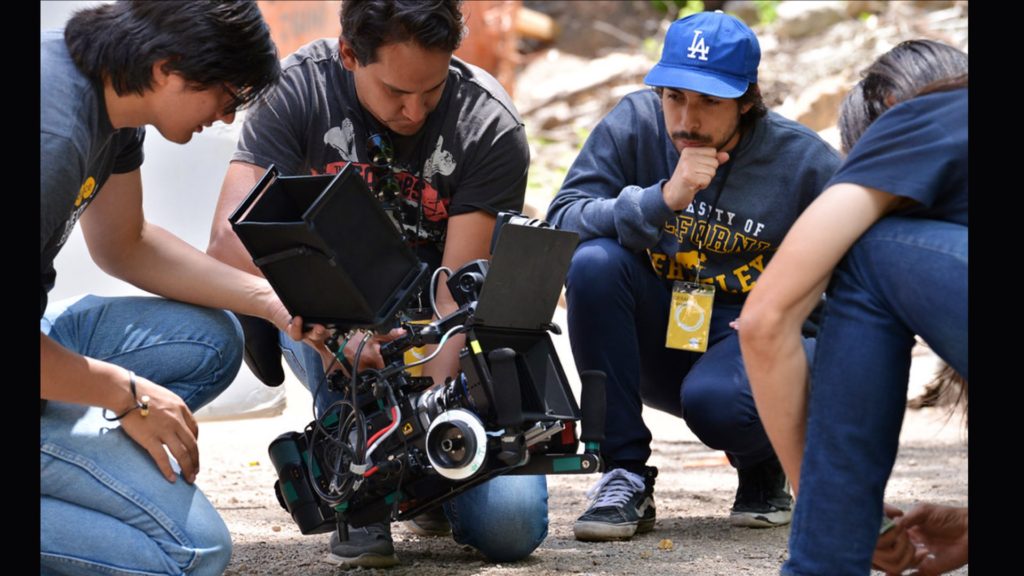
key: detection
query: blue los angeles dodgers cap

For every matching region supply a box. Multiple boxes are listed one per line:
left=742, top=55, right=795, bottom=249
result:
left=644, top=11, right=760, bottom=99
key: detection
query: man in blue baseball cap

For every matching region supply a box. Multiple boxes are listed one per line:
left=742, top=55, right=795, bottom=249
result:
left=547, top=11, right=841, bottom=541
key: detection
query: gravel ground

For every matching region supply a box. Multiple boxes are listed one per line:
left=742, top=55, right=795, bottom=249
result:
left=199, top=372, right=967, bottom=576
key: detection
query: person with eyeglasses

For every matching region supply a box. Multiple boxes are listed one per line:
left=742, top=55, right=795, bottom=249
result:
left=207, top=0, right=541, bottom=569
left=545, top=11, right=841, bottom=543
left=38, top=2, right=327, bottom=574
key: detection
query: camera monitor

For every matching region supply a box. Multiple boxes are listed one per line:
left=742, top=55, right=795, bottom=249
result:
left=228, top=164, right=428, bottom=330
left=474, top=222, right=577, bottom=331
left=472, top=223, right=580, bottom=422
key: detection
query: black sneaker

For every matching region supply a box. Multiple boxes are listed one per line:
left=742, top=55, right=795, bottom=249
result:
left=573, top=466, right=657, bottom=541
left=326, top=521, right=399, bottom=568
left=729, top=456, right=793, bottom=528
left=403, top=506, right=451, bottom=537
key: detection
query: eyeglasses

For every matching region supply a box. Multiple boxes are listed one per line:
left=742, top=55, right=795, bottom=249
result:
left=221, top=83, right=243, bottom=116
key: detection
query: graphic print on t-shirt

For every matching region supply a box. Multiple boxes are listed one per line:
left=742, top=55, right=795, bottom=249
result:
left=323, top=118, right=359, bottom=161
left=56, top=176, right=99, bottom=250
left=648, top=205, right=772, bottom=296
left=318, top=124, right=457, bottom=250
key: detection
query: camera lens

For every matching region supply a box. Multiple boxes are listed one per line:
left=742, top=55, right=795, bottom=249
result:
left=428, top=421, right=475, bottom=468
left=425, top=409, right=488, bottom=480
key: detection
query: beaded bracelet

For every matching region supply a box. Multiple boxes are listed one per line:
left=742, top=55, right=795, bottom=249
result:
left=102, top=370, right=151, bottom=421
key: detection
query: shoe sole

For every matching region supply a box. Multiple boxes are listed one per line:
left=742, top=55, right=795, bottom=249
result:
left=325, top=552, right=400, bottom=568
left=729, top=510, right=792, bottom=528
left=574, top=516, right=655, bottom=541
left=403, top=520, right=452, bottom=538
left=574, top=520, right=637, bottom=541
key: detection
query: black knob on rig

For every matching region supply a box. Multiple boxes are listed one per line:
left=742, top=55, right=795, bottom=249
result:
left=488, top=348, right=523, bottom=429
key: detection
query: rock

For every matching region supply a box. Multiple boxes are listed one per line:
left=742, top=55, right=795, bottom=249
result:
left=911, top=0, right=956, bottom=8
left=522, top=0, right=666, bottom=56
left=534, top=101, right=572, bottom=131
left=773, top=1, right=848, bottom=39
left=845, top=1, right=889, bottom=18
left=774, top=74, right=850, bottom=132
left=516, top=51, right=651, bottom=116
left=722, top=1, right=761, bottom=27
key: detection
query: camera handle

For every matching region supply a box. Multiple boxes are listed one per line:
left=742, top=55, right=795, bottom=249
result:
left=487, top=348, right=523, bottom=429
left=335, top=515, right=349, bottom=542
left=579, top=370, right=607, bottom=463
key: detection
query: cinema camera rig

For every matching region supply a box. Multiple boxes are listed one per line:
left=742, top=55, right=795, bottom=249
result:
left=229, top=164, right=607, bottom=540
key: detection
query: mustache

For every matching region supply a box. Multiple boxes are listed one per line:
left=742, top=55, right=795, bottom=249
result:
left=671, top=131, right=712, bottom=143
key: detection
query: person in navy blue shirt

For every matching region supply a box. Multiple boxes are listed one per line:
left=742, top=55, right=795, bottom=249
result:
left=740, top=39, right=967, bottom=576
left=546, top=11, right=840, bottom=542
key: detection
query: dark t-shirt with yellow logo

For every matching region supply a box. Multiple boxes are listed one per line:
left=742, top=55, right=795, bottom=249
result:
left=40, top=29, right=144, bottom=317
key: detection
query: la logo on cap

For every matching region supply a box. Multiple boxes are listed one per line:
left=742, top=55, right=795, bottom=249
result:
left=687, top=30, right=710, bottom=61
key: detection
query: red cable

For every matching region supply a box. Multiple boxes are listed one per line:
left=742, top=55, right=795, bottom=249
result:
left=366, top=406, right=399, bottom=447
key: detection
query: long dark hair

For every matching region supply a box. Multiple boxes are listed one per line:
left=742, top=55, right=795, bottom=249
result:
left=64, top=0, right=279, bottom=113
left=341, top=0, right=464, bottom=66
left=838, top=39, right=967, bottom=153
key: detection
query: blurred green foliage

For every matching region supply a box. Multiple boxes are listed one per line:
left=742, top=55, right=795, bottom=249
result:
left=753, top=0, right=779, bottom=25
left=650, top=0, right=780, bottom=26
left=676, top=0, right=705, bottom=19
left=648, top=0, right=690, bottom=17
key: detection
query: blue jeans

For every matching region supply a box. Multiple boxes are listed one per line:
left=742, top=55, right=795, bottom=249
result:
left=565, top=238, right=814, bottom=469
left=784, top=217, right=968, bottom=576
left=279, top=332, right=549, bottom=562
left=41, top=295, right=243, bottom=575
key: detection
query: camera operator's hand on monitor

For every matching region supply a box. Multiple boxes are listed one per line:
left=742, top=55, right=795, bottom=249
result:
left=282, top=314, right=331, bottom=351
left=266, top=280, right=331, bottom=360
left=265, top=289, right=329, bottom=351
left=119, top=376, right=201, bottom=485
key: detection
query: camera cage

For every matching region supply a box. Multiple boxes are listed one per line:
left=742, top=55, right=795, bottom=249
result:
left=230, top=164, right=607, bottom=535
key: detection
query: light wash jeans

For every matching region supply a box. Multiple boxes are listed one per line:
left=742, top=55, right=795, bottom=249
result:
left=279, top=332, right=550, bottom=562
left=41, top=295, right=243, bottom=575
left=784, top=217, right=968, bottom=576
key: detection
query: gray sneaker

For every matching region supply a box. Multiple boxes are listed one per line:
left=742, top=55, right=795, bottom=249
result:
left=729, top=456, right=793, bottom=528
left=403, top=507, right=451, bottom=537
left=573, top=466, right=657, bottom=541
left=326, top=521, right=399, bottom=568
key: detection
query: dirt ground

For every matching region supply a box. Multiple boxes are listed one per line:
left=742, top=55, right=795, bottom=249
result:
left=199, top=372, right=967, bottom=576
